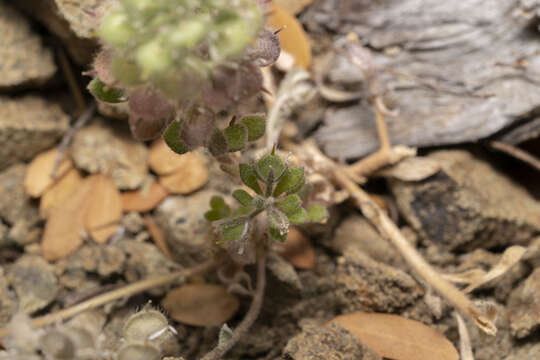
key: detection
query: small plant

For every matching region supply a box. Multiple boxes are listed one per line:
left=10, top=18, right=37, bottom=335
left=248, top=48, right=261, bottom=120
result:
left=88, top=0, right=280, bottom=154
left=205, top=147, right=328, bottom=263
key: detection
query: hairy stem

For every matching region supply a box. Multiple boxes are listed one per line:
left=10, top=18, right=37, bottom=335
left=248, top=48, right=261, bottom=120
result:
left=0, top=258, right=218, bottom=338
left=201, top=251, right=266, bottom=360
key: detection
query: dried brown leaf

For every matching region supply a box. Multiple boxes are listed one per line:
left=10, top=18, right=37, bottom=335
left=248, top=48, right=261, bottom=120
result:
left=273, top=227, right=315, bottom=269
left=268, top=3, right=312, bottom=69
left=42, top=177, right=93, bottom=261
left=40, top=168, right=83, bottom=218
left=121, top=181, right=169, bottom=212
left=24, top=148, right=73, bottom=197
left=161, top=284, right=239, bottom=326
left=159, top=152, right=208, bottom=195
left=148, top=139, right=188, bottom=175
left=331, top=312, right=459, bottom=360
left=375, top=156, right=440, bottom=181
left=273, top=0, right=312, bottom=15
left=144, top=214, right=172, bottom=259
left=85, top=174, right=122, bottom=243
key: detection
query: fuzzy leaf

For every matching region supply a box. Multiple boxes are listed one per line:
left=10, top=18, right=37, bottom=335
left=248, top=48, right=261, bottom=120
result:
left=224, top=124, right=248, bottom=152
left=88, top=78, right=126, bottom=103
left=239, top=164, right=262, bottom=194
left=240, top=115, right=265, bottom=141
left=276, top=194, right=302, bottom=214
left=205, top=196, right=230, bottom=221
left=233, top=189, right=253, bottom=206
left=205, top=209, right=225, bottom=221
left=208, top=129, right=228, bottom=156
left=256, top=154, right=286, bottom=182
left=287, top=207, right=309, bottom=225
left=210, top=196, right=228, bottom=210
left=268, top=208, right=289, bottom=242
left=307, top=204, right=328, bottom=223
left=273, top=166, right=304, bottom=197
left=163, top=120, right=189, bottom=154
left=222, top=221, right=248, bottom=242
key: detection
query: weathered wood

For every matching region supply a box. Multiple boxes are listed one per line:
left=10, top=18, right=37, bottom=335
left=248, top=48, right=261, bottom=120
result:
left=307, top=0, right=540, bottom=159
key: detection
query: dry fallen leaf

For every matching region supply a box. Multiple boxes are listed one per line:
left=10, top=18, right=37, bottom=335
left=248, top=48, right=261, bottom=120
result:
left=42, top=177, right=93, bottom=261
left=40, top=168, right=83, bottom=218
left=149, top=139, right=189, bottom=175
left=274, top=0, right=312, bottom=15
left=331, top=312, right=459, bottom=360
left=85, top=174, right=122, bottom=243
left=144, top=214, right=172, bottom=259
left=161, top=284, right=239, bottom=326
left=375, top=156, right=441, bottom=181
left=268, top=3, right=312, bottom=69
left=121, top=181, right=169, bottom=212
left=24, top=148, right=73, bottom=197
left=273, top=227, right=315, bottom=269
left=443, top=246, right=527, bottom=293
left=159, top=152, right=208, bottom=194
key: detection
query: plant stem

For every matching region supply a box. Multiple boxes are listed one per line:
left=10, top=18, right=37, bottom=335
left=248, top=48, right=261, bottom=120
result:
left=201, top=251, right=266, bottom=360
left=0, top=258, right=218, bottom=338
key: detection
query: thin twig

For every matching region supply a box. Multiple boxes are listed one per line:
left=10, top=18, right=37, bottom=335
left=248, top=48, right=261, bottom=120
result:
left=333, top=169, right=496, bottom=335
left=489, top=140, right=540, bottom=172
left=0, top=258, right=218, bottom=338
left=201, top=251, right=266, bottom=360
left=51, top=103, right=96, bottom=178
left=57, top=46, right=86, bottom=113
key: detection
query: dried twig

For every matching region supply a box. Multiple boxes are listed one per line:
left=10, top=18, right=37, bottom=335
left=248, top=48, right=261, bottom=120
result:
left=0, top=257, right=218, bottom=338
left=201, top=250, right=266, bottom=360
left=489, top=140, right=540, bottom=172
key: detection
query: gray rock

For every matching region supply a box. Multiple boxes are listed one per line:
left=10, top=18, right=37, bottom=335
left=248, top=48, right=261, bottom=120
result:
left=0, top=97, right=69, bottom=171
left=506, top=342, right=540, bottom=360
left=391, top=150, right=540, bottom=250
left=0, top=164, right=39, bottom=245
left=508, top=268, right=540, bottom=339
left=0, top=2, right=56, bottom=89
left=7, top=255, right=59, bottom=314
left=312, top=0, right=540, bottom=158
left=0, top=266, right=17, bottom=327
left=71, top=118, right=148, bottom=190
left=283, top=322, right=381, bottom=360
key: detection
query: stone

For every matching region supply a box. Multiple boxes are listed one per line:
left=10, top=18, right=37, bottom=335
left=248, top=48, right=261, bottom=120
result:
left=508, top=268, right=540, bottom=339
left=390, top=150, right=540, bottom=250
left=154, top=190, right=217, bottom=264
left=7, top=255, right=59, bottom=314
left=0, top=164, right=39, bottom=245
left=283, top=322, right=381, bottom=360
left=0, top=266, right=17, bottom=327
left=71, top=118, right=148, bottom=189
left=0, top=2, right=56, bottom=89
left=334, top=248, right=423, bottom=313
left=0, top=97, right=69, bottom=171
left=506, top=342, right=540, bottom=360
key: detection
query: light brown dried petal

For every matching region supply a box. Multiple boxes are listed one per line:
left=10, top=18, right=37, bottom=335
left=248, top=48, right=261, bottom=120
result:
left=25, top=148, right=73, bottom=198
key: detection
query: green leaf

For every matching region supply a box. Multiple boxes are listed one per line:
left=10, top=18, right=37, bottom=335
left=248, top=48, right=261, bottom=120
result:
left=222, top=221, right=248, bottom=242
left=268, top=208, right=289, bottom=242
left=308, top=204, right=329, bottom=223
left=233, top=189, right=253, bottom=206
left=240, top=115, right=265, bottom=141
left=273, top=167, right=304, bottom=197
left=205, top=196, right=230, bottom=221
left=276, top=194, right=302, bottom=215
left=210, top=195, right=227, bottom=210
left=208, top=129, right=228, bottom=156
left=256, top=154, right=286, bottom=182
left=287, top=207, right=309, bottom=225
left=224, top=124, right=248, bottom=152
left=239, top=163, right=262, bottom=195
left=204, top=209, right=224, bottom=221
left=163, top=120, right=189, bottom=154
left=88, top=78, right=126, bottom=103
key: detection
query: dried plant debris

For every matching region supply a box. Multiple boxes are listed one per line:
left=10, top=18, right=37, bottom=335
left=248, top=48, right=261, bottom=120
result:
left=508, top=268, right=540, bottom=339
left=331, top=312, right=459, bottom=360
left=0, top=97, right=69, bottom=171
left=24, top=148, right=73, bottom=198
left=312, top=0, right=540, bottom=159
left=272, top=227, right=316, bottom=269
left=40, top=168, right=83, bottom=218
left=283, top=321, right=381, bottom=360
left=0, top=2, right=56, bottom=89
left=71, top=118, right=148, bottom=189
left=122, top=181, right=169, bottom=212
left=7, top=255, right=59, bottom=314
left=390, top=150, right=540, bottom=250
